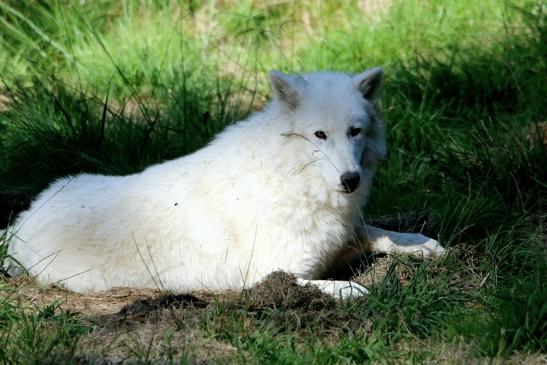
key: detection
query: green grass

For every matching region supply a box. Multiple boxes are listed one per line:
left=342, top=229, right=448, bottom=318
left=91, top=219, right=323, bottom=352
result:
left=0, top=0, right=546, bottom=363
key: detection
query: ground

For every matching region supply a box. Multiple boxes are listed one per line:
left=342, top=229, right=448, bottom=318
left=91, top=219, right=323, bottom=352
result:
left=2, top=262, right=544, bottom=364
left=0, top=1, right=545, bottom=364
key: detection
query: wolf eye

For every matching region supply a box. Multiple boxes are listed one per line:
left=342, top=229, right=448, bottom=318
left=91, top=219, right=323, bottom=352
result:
left=314, top=130, right=327, bottom=140
left=349, top=127, right=362, bottom=137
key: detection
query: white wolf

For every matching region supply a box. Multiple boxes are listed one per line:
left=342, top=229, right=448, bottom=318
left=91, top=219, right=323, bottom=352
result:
left=5, top=67, right=445, bottom=299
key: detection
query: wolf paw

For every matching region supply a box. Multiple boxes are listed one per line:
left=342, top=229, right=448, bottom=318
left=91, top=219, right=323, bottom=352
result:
left=394, top=233, right=447, bottom=257
left=420, top=237, right=446, bottom=257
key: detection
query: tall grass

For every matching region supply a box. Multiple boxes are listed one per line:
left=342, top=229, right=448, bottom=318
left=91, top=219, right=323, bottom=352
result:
left=0, top=0, right=545, bottom=362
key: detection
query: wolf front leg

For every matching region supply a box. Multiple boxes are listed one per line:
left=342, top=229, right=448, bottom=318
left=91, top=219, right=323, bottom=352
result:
left=300, top=226, right=446, bottom=299
left=355, top=224, right=446, bottom=257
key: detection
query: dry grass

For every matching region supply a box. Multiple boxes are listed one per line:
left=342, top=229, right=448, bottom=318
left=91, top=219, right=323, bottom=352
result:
left=353, top=256, right=412, bottom=289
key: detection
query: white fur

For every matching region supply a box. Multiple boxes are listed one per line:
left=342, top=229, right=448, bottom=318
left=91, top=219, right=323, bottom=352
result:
left=5, top=68, right=444, bottom=298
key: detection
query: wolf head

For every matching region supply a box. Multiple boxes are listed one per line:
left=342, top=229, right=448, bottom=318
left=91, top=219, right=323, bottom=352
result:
left=270, top=67, right=387, bottom=194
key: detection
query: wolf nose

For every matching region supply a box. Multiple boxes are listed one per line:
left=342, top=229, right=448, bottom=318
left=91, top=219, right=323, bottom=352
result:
left=340, top=172, right=360, bottom=193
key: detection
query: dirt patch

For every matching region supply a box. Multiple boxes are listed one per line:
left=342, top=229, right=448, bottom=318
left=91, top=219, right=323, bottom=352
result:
left=93, top=271, right=338, bottom=332
left=115, top=293, right=207, bottom=319
left=242, top=271, right=336, bottom=310
left=3, top=271, right=339, bottom=319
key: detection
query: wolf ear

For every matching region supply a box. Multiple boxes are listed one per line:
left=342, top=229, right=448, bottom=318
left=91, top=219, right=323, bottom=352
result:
left=354, top=67, right=383, bottom=100
left=269, top=71, right=301, bottom=110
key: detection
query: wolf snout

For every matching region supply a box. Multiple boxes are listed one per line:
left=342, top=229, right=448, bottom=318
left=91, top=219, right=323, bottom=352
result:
left=340, top=172, right=360, bottom=193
